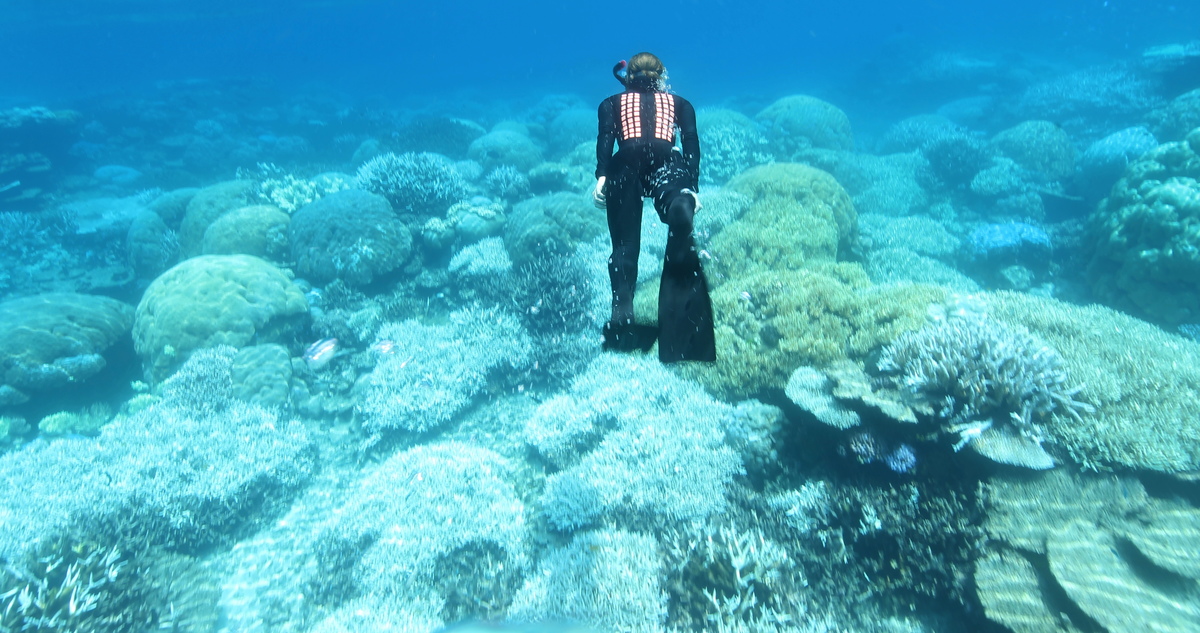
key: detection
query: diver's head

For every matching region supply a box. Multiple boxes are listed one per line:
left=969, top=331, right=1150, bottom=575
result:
left=625, top=52, right=668, bottom=91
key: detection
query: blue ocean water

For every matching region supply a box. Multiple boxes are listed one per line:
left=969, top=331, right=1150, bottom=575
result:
left=2, top=1, right=1200, bottom=632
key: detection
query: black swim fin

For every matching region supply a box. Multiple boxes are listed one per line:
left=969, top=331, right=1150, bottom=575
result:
left=602, top=320, right=659, bottom=353
left=657, top=250, right=715, bottom=363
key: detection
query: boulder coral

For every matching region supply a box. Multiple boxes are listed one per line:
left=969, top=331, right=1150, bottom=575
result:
left=132, top=255, right=307, bottom=382
left=989, top=120, right=1075, bottom=181
left=502, top=192, right=605, bottom=266
left=290, top=189, right=413, bottom=287
left=683, top=264, right=944, bottom=399
left=201, top=204, right=291, bottom=262
left=756, top=95, right=854, bottom=155
left=0, top=293, right=134, bottom=406
left=177, top=180, right=257, bottom=257
left=467, top=129, right=543, bottom=172
left=708, top=163, right=856, bottom=284
left=1084, top=128, right=1200, bottom=325
left=696, top=108, right=772, bottom=185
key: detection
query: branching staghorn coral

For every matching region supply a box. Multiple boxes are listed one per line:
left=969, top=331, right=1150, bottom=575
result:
left=878, top=301, right=1092, bottom=468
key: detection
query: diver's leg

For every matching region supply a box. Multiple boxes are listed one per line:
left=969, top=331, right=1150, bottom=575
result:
left=602, top=163, right=657, bottom=351
left=606, top=167, right=643, bottom=325
left=653, top=177, right=715, bottom=362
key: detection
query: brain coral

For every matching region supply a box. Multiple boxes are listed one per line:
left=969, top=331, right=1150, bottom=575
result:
left=290, top=189, right=413, bottom=286
left=132, top=255, right=307, bottom=382
left=756, top=95, right=854, bottom=155
left=708, top=163, right=857, bottom=284
left=0, top=293, right=133, bottom=404
left=1084, top=128, right=1200, bottom=325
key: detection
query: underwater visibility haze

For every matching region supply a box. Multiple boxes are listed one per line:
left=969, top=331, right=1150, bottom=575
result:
left=2, top=1, right=1200, bottom=632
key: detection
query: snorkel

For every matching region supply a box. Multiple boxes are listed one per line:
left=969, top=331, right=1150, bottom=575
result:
left=612, top=59, right=628, bottom=86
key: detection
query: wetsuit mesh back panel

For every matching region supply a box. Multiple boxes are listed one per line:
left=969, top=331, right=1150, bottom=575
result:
left=653, top=93, right=675, bottom=141
left=618, top=92, right=677, bottom=143
left=619, top=92, right=641, bottom=140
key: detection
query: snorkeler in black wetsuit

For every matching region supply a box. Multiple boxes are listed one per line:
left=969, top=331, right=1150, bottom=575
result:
left=593, top=52, right=715, bottom=363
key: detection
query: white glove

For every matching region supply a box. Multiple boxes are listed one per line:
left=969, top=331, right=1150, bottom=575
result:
left=592, top=177, right=607, bottom=209
left=682, top=188, right=702, bottom=212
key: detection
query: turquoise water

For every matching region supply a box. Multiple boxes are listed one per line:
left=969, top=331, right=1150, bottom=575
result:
left=2, top=2, right=1200, bottom=632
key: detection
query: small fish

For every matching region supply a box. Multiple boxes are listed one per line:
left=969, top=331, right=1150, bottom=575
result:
left=371, top=339, right=398, bottom=355
left=303, top=338, right=339, bottom=371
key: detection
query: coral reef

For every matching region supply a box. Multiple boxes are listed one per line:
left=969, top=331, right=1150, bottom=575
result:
left=230, top=343, right=294, bottom=410
left=494, top=252, right=602, bottom=385
left=978, top=470, right=1200, bottom=632
left=986, top=290, right=1200, bottom=473
left=200, top=203, right=291, bottom=261
left=920, top=132, right=992, bottom=189
left=697, top=108, right=773, bottom=185
left=1084, top=127, right=1200, bottom=325
left=685, top=265, right=944, bottom=399
left=446, top=197, right=506, bottom=244
left=0, top=292, right=133, bottom=406
left=37, top=403, right=112, bottom=437
left=962, top=222, right=1052, bottom=289
left=389, top=115, right=487, bottom=159
left=126, top=210, right=179, bottom=282
left=1149, top=87, right=1200, bottom=142
left=528, top=354, right=744, bottom=532
left=877, top=114, right=963, bottom=154
left=709, top=163, right=856, bottom=283
left=290, top=189, right=413, bottom=286
left=307, top=442, right=527, bottom=627
left=468, top=129, right=543, bottom=171
left=354, top=305, right=531, bottom=438
left=502, top=191, right=606, bottom=266
left=483, top=165, right=531, bottom=202
left=254, top=169, right=351, bottom=213
left=989, top=120, right=1075, bottom=181
left=1013, top=64, right=1162, bottom=137
left=876, top=303, right=1087, bottom=469
left=354, top=151, right=468, bottom=215
left=132, top=254, right=307, bottom=382
left=0, top=347, right=315, bottom=564
left=177, top=180, right=256, bottom=257
left=756, top=95, right=854, bottom=155
left=508, top=529, right=666, bottom=632
left=0, top=537, right=159, bottom=632
left=1076, top=126, right=1158, bottom=201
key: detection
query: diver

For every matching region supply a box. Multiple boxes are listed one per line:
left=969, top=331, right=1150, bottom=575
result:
left=593, top=52, right=715, bottom=363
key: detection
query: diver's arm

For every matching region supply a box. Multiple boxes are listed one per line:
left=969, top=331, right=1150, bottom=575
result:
left=677, top=97, right=700, bottom=192
left=596, top=97, right=618, bottom=179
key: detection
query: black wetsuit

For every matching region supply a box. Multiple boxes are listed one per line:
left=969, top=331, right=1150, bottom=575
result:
left=596, top=87, right=715, bottom=362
